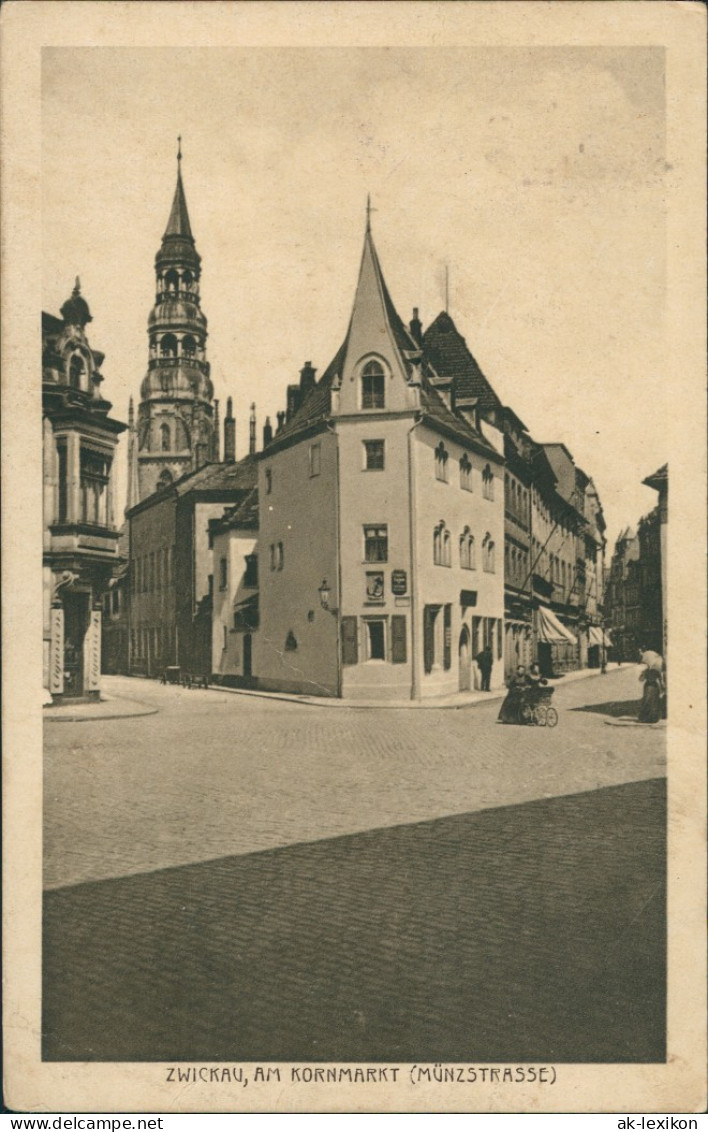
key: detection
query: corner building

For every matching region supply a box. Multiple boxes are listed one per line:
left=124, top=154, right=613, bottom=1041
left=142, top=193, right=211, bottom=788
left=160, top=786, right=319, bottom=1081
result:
left=256, top=224, right=505, bottom=700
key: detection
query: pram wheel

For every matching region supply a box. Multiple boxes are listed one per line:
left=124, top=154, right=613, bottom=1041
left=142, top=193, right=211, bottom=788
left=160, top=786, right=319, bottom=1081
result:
left=545, top=706, right=558, bottom=728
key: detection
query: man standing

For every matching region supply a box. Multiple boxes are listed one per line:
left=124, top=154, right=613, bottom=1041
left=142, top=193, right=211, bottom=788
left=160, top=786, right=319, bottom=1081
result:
left=476, top=645, right=494, bottom=692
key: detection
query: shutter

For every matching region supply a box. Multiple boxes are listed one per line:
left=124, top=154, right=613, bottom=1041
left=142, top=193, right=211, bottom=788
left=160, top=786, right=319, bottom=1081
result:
left=444, top=604, right=452, bottom=670
left=423, top=607, right=433, bottom=674
left=391, top=615, right=407, bottom=664
left=341, top=616, right=358, bottom=666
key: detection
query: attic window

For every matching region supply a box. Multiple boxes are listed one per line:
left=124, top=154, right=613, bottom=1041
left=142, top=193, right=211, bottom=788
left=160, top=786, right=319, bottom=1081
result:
left=361, top=359, right=385, bottom=410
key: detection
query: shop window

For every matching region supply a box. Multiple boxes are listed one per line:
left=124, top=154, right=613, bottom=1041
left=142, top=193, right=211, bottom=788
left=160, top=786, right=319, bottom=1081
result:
left=435, top=441, right=449, bottom=483
left=363, top=440, right=385, bottom=471
left=365, top=619, right=386, bottom=662
left=361, top=359, right=385, bottom=409
left=364, top=524, right=388, bottom=563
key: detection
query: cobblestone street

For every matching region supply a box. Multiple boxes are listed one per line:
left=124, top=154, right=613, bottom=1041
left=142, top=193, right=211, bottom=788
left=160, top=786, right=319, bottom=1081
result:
left=43, top=666, right=666, bottom=1064
left=44, top=666, right=664, bottom=888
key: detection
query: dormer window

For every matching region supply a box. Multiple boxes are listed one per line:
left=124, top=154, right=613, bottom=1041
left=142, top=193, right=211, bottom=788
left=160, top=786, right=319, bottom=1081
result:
left=361, top=359, right=385, bottom=410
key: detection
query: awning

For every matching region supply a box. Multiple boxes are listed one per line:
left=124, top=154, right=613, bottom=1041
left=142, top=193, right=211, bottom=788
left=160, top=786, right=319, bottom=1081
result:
left=588, top=626, right=612, bottom=647
left=537, top=605, right=577, bottom=644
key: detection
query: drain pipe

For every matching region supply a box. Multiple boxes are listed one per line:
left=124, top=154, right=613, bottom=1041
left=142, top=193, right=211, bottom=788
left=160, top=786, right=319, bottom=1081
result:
left=407, top=415, right=423, bottom=701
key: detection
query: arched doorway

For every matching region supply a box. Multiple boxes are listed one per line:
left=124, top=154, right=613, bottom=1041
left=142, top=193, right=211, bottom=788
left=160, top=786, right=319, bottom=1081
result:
left=458, top=625, right=471, bottom=692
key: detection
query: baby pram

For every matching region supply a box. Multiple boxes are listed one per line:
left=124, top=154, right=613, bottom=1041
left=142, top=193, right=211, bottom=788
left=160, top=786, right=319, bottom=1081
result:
left=518, top=684, right=558, bottom=728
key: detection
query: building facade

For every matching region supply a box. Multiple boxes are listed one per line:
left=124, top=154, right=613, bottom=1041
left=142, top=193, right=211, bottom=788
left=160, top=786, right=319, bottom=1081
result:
left=43, top=281, right=126, bottom=701
left=253, top=223, right=506, bottom=700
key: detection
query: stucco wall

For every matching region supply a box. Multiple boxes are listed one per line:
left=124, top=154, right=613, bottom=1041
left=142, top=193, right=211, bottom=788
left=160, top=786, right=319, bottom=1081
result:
left=413, top=425, right=506, bottom=696
left=211, top=528, right=257, bottom=676
left=256, top=431, right=339, bottom=695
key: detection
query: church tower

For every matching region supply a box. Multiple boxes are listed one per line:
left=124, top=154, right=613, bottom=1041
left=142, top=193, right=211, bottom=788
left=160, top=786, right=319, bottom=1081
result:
left=135, top=142, right=216, bottom=499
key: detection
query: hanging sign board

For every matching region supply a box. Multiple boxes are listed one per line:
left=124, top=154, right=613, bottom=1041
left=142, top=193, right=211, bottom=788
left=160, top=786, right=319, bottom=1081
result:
left=391, top=570, right=408, bottom=595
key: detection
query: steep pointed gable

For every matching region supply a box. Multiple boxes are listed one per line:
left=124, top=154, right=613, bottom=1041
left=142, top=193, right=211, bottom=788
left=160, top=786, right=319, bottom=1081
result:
left=339, top=227, right=417, bottom=395
left=163, top=165, right=194, bottom=242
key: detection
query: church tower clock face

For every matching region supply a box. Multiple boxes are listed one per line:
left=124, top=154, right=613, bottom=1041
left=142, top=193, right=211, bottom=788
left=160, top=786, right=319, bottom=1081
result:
left=133, top=143, right=217, bottom=504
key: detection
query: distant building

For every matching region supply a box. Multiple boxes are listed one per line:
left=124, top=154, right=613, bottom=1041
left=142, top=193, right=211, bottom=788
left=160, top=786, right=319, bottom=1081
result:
left=127, top=147, right=219, bottom=506
left=209, top=488, right=259, bottom=684
left=605, top=465, right=667, bottom=663
left=42, top=281, right=126, bottom=702
left=254, top=221, right=506, bottom=700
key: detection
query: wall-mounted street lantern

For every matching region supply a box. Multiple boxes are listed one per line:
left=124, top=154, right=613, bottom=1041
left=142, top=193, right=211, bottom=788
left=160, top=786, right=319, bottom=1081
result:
left=318, top=579, right=338, bottom=615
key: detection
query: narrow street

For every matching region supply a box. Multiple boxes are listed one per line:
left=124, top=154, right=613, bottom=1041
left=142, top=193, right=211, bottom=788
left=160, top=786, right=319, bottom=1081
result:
left=43, top=665, right=665, bottom=1064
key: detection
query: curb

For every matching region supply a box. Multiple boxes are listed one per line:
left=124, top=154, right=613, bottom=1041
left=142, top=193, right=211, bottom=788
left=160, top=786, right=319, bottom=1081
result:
left=44, top=700, right=158, bottom=723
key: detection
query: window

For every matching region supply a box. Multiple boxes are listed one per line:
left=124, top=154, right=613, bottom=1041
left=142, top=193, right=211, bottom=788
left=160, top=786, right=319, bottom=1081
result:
left=341, top=616, right=358, bottom=666
left=181, top=334, right=197, bottom=359
left=364, top=524, right=388, bottom=563
left=460, top=527, right=475, bottom=570
left=160, top=333, right=178, bottom=357
left=363, top=440, right=385, bottom=471
left=482, top=464, right=494, bottom=500
left=365, top=571, right=385, bottom=603
left=265, top=468, right=272, bottom=494
left=309, top=443, right=321, bottom=477
left=223, top=625, right=228, bottom=651
left=434, top=522, right=451, bottom=567
left=435, top=441, right=449, bottom=483
left=460, top=453, right=472, bottom=491
left=365, top=619, right=386, bottom=661
left=80, top=447, right=110, bottom=526
left=160, top=423, right=170, bottom=451
left=285, top=630, right=298, bottom=651
left=219, top=556, right=228, bottom=590
left=483, top=533, right=495, bottom=573
left=361, top=359, right=385, bottom=409
left=277, top=542, right=284, bottom=570
left=69, top=354, right=85, bottom=390
left=57, top=441, right=67, bottom=521
left=244, top=554, right=258, bottom=588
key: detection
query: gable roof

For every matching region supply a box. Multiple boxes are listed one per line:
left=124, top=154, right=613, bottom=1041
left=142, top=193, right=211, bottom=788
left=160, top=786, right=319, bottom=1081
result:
left=127, top=454, right=258, bottom=517
left=422, top=311, right=502, bottom=412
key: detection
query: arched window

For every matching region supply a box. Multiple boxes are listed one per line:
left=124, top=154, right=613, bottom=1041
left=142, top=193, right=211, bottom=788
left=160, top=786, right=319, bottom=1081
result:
left=460, top=526, right=474, bottom=570
left=483, top=533, right=495, bottom=573
left=460, top=453, right=472, bottom=491
left=435, top=441, right=449, bottom=483
left=160, top=334, right=178, bottom=357
left=181, top=334, right=197, bottom=359
left=360, top=359, right=385, bottom=410
left=165, top=269, right=179, bottom=293
left=69, top=353, right=85, bottom=389
left=434, top=522, right=451, bottom=567
left=482, top=464, right=495, bottom=501
left=160, top=423, right=170, bottom=451
left=181, top=269, right=193, bottom=290
left=443, top=528, right=451, bottom=567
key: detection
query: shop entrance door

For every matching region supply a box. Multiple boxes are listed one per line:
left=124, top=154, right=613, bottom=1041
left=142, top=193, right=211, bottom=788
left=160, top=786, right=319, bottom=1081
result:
left=63, top=592, right=89, bottom=697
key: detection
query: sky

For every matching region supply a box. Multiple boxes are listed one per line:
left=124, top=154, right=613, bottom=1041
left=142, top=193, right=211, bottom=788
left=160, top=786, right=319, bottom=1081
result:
left=42, top=46, right=668, bottom=549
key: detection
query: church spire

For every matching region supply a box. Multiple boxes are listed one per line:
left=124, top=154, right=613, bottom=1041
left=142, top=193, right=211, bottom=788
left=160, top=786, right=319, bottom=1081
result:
left=163, top=139, right=194, bottom=242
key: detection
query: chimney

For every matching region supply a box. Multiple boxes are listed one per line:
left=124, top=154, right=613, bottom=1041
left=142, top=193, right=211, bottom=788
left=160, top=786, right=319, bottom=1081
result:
left=249, top=402, right=256, bottom=456
left=263, top=416, right=273, bottom=447
left=286, top=384, right=301, bottom=422
left=409, top=307, right=423, bottom=346
left=212, top=399, right=221, bottom=462
left=276, top=410, right=286, bottom=434
left=299, top=361, right=316, bottom=395
left=223, top=396, right=236, bottom=463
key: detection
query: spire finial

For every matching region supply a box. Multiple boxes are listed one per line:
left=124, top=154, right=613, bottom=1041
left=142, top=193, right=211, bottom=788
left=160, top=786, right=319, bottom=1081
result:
left=177, top=135, right=182, bottom=164
left=366, top=194, right=377, bottom=234
left=73, top=275, right=81, bottom=295
left=445, top=265, right=449, bottom=314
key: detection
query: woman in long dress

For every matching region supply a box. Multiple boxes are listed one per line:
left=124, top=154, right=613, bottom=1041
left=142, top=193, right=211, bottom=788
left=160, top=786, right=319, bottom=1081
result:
left=638, top=665, right=663, bottom=723
left=497, top=665, right=530, bottom=724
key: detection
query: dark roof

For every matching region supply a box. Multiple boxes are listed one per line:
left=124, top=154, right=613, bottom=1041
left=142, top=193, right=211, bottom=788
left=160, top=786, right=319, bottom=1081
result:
left=42, top=311, right=65, bottom=336
left=263, top=339, right=346, bottom=452
left=419, top=381, right=501, bottom=459
left=422, top=311, right=502, bottom=412
left=212, top=487, right=259, bottom=533
left=643, top=464, right=668, bottom=491
left=127, top=455, right=258, bottom=517
left=164, top=166, right=193, bottom=241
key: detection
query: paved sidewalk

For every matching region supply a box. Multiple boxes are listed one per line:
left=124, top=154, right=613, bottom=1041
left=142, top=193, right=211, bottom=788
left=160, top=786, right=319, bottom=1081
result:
left=208, top=662, right=637, bottom=711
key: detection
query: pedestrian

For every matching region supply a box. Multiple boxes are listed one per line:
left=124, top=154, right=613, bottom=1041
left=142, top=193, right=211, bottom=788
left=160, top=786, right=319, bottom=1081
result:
left=475, top=645, right=493, bottom=691
left=637, top=661, right=664, bottom=724
left=497, top=664, right=530, bottom=724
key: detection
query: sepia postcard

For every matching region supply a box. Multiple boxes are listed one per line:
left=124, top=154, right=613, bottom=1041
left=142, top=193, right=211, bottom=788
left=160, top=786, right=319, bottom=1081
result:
left=2, top=0, right=706, bottom=1116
